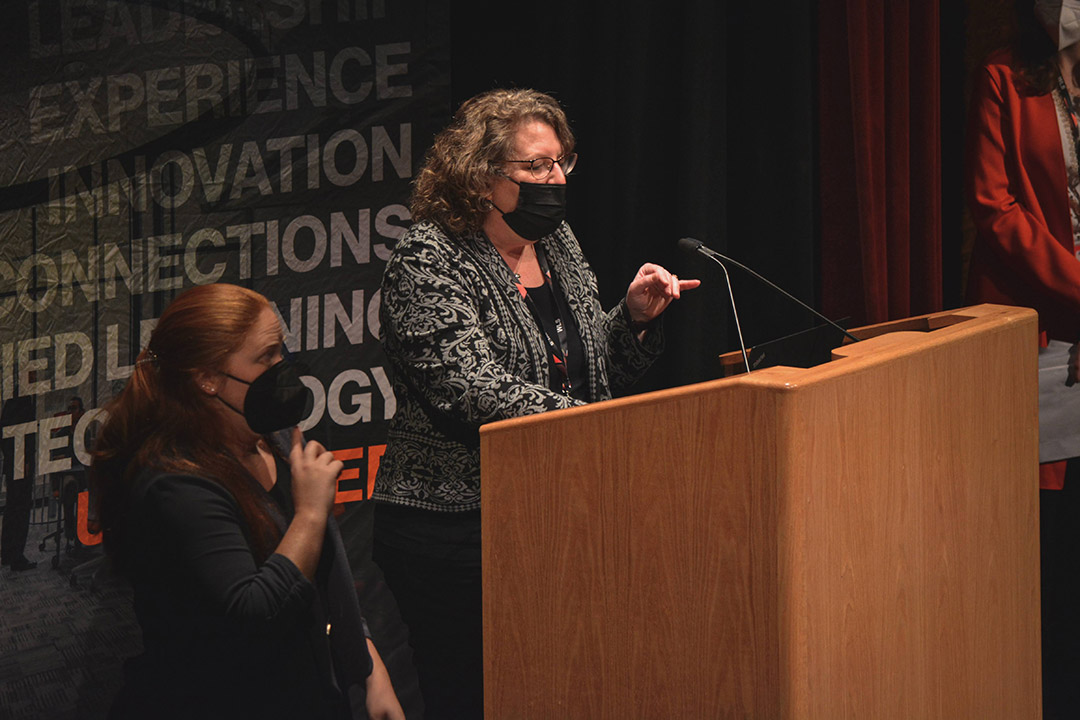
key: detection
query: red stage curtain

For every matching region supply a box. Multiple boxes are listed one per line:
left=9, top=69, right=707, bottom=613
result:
left=818, top=0, right=943, bottom=325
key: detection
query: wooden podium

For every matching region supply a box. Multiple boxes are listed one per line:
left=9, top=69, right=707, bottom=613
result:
left=480, top=305, right=1041, bottom=719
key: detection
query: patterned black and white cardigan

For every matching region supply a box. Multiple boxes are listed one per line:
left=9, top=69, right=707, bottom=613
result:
left=373, top=220, right=664, bottom=512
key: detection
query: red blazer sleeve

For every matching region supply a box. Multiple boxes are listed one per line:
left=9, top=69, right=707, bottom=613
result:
left=966, top=51, right=1080, bottom=342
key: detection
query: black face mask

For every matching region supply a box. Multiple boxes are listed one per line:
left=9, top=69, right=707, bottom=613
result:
left=219, top=360, right=310, bottom=434
left=492, top=180, right=566, bottom=241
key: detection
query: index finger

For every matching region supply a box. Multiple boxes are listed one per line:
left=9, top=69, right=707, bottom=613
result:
left=290, top=426, right=304, bottom=455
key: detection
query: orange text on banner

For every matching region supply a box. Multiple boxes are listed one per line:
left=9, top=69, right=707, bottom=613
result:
left=74, top=444, right=386, bottom=542
left=333, top=444, right=385, bottom=506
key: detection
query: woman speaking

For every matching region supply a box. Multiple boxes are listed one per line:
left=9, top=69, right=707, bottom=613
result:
left=374, top=88, right=698, bottom=718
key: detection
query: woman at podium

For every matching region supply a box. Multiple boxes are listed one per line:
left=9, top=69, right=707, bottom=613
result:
left=372, top=88, right=697, bottom=718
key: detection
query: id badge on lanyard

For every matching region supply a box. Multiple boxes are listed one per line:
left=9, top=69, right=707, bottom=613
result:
left=512, top=247, right=573, bottom=396
left=1055, top=72, right=1080, bottom=259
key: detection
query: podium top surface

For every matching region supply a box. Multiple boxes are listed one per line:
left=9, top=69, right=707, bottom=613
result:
left=480, top=304, right=1037, bottom=438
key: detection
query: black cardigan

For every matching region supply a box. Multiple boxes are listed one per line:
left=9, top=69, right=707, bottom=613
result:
left=111, top=452, right=371, bottom=719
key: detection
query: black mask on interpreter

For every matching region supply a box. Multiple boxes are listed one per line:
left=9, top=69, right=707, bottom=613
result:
left=492, top=180, right=566, bottom=241
left=219, top=360, right=310, bottom=434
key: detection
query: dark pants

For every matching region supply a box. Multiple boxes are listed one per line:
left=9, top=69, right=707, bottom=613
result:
left=373, top=505, right=483, bottom=720
left=1041, top=459, right=1080, bottom=719
left=60, top=470, right=86, bottom=543
left=1, top=475, right=32, bottom=566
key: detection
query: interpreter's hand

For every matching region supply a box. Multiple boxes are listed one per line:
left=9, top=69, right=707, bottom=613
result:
left=1068, top=342, right=1080, bottom=387
left=288, top=426, right=343, bottom=520
left=625, top=263, right=701, bottom=324
left=365, top=638, right=405, bottom=720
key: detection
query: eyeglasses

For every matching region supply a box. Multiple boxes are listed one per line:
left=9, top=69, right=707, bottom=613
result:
left=505, top=153, right=578, bottom=180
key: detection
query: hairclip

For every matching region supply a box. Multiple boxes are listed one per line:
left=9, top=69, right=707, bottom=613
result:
left=136, top=349, right=159, bottom=368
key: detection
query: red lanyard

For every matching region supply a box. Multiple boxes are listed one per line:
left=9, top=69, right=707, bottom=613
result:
left=512, top=248, right=572, bottom=396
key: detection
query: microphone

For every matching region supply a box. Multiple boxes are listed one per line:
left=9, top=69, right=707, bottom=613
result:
left=677, top=238, right=751, bottom=374
left=678, top=237, right=860, bottom=347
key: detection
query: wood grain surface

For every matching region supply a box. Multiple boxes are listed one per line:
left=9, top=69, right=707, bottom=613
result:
left=481, top=304, right=1040, bottom=719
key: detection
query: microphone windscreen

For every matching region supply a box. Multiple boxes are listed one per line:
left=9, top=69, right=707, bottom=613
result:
left=677, top=237, right=703, bottom=254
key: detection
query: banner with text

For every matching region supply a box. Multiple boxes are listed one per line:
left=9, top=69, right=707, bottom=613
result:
left=0, top=0, right=450, bottom=547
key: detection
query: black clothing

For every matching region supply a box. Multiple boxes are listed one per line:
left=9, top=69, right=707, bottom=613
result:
left=1041, top=459, right=1080, bottom=719
left=52, top=410, right=86, bottom=544
left=111, top=453, right=372, bottom=719
left=373, top=503, right=483, bottom=720
left=525, top=281, right=589, bottom=401
left=0, top=475, right=33, bottom=567
left=1, top=396, right=35, bottom=567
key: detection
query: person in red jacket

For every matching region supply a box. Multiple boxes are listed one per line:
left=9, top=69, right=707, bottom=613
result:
left=966, top=2, right=1080, bottom=716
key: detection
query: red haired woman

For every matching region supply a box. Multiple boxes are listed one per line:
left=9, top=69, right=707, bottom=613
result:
left=92, top=283, right=403, bottom=719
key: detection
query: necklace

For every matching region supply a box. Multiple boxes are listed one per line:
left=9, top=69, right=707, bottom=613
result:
left=1055, top=70, right=1080, bottom=187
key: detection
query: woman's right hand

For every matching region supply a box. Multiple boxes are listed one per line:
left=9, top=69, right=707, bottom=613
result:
left=288, top=426, right=343, bottom=520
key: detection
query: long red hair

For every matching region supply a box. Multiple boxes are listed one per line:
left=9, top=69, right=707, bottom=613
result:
left=92, top=283, right=282, bottom=568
